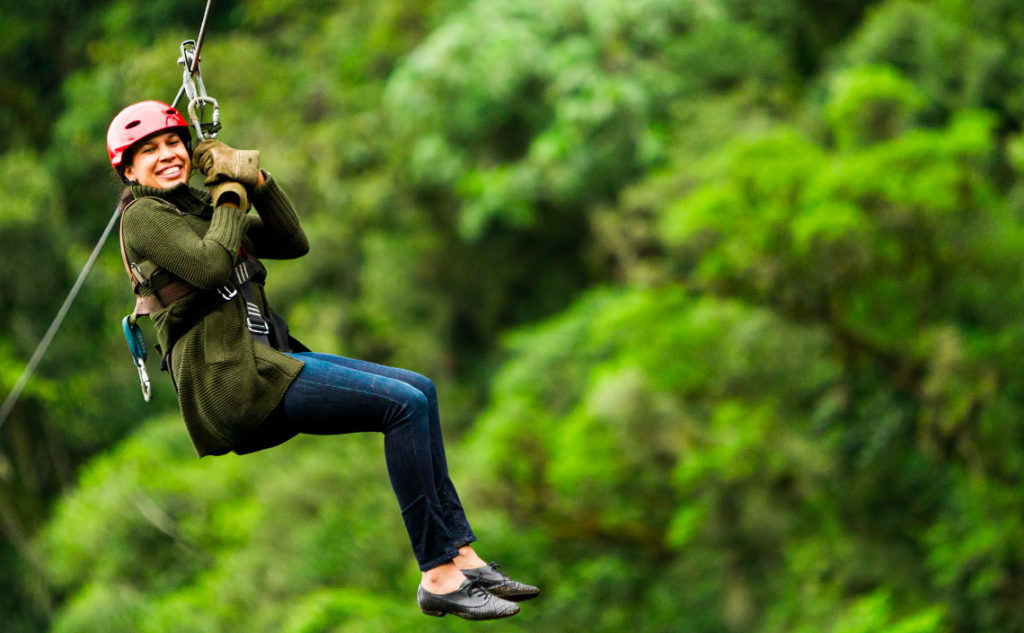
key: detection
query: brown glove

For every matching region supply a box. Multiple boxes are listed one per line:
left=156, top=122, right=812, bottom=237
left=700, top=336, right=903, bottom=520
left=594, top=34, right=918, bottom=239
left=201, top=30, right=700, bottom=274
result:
left=209, top=181, right=249, bottom=210
left=192, top=139, right=261, bottom=187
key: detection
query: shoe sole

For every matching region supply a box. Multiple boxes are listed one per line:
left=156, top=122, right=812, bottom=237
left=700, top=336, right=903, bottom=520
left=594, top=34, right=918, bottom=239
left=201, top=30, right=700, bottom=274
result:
left=504, top=592, right=539, bottom=602
left=420, top=607, right=520, bottom=620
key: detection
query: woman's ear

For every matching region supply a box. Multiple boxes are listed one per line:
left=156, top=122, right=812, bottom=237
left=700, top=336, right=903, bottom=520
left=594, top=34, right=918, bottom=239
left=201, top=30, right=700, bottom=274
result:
left=123, top=165, right=135, bottom=183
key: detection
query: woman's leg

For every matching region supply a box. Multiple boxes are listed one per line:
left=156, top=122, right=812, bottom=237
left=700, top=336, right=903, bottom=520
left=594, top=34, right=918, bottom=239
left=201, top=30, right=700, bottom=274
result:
left=275, top=352, right=463, bottom=573
left=263, top=353, right=532, bottom=617
left=295, top=353, right=476, bottom=548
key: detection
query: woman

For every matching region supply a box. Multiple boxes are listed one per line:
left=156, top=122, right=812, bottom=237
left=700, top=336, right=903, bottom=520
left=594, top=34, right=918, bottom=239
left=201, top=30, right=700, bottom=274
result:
left=107, top=100, right=538, bottom=620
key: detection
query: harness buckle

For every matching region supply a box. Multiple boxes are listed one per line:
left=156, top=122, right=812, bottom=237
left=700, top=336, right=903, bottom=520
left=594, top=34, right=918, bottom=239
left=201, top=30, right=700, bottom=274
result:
left=246, top=317, right=271, bottom=335
left=217, top=285, right=237, bottom=301
left=129, top=262, right=147, bottom=285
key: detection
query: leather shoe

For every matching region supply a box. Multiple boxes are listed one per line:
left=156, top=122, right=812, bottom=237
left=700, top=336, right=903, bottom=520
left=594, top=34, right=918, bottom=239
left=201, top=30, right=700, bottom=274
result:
left=461, top=562, right=540, bottom=602
left=417, top=578, right=520, bottom=620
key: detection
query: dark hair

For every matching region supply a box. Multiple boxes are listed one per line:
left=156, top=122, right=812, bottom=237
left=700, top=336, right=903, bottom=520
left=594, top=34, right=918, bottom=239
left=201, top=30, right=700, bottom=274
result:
left=117, top=186, right=136, bottom=213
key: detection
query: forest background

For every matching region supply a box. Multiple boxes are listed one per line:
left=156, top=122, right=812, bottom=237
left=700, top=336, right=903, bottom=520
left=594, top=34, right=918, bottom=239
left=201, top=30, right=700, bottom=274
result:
left=4, top=0, right=1024, bottom=631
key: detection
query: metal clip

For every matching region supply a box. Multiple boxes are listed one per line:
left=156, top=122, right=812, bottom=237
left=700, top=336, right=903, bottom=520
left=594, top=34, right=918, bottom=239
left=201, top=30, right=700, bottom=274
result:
left=129, top=262, right=147, bottom=285
left=177, top=40, right=221, bottom=140
left=217, top=285, right=238, bottom=301
left=136, top=362, right=152, bottom=402
left=187, top=95, right=221, bottom=140
left=122, top=315, right=152, bottom=402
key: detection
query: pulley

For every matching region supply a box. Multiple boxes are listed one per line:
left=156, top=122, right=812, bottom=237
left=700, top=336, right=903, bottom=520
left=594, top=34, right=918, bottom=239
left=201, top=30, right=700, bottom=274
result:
left=177, top=39, right=221, bottom=141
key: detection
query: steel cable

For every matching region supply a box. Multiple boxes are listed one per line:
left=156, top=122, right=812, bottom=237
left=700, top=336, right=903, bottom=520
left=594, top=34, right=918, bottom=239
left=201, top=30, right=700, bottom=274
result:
left=0, top=207, right=121, bottom=429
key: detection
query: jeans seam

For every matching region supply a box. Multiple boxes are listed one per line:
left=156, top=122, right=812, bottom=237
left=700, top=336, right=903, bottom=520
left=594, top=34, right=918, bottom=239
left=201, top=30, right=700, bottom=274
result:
left=296, top=378, right=412, bottom=411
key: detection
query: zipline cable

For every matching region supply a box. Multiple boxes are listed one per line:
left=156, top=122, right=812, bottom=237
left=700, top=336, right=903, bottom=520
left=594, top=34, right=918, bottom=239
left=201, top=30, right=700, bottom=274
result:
left=191, top=0, right=213, bottom=74
left=0, top=207, right=121, bottom=429
left=0, top=0, right=216, bottom=432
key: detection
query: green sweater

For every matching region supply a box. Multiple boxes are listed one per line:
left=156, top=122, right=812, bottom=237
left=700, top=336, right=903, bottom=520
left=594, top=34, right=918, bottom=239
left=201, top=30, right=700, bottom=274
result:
left=121, top=173, right=308, bottom=456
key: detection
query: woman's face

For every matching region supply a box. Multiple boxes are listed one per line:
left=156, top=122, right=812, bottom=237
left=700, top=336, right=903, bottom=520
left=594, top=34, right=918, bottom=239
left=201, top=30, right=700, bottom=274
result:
left=123, top=131, right=190, bottom=188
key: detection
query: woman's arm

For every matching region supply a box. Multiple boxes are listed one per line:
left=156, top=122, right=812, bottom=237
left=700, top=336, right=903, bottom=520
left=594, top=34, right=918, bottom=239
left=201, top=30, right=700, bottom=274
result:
left=245, top=170, right=310, bottom=260
left=123, top=198, right=248, bottom=289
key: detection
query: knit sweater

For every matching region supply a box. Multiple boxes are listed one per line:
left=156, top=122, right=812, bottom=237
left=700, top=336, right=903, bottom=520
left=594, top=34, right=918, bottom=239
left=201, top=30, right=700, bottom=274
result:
left=121, top=173, right=308, bottom=456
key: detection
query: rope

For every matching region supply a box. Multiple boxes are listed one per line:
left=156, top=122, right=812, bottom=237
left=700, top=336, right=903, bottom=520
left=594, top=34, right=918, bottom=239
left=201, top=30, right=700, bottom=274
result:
left=0, top=207, right=121, bottom=431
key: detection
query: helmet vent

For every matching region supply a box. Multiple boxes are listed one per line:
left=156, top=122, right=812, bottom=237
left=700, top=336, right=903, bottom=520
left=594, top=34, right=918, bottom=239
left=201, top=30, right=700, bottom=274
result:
left=125, top=120, right=141, bottom=129
left=164, top=109, right=176, bottom=115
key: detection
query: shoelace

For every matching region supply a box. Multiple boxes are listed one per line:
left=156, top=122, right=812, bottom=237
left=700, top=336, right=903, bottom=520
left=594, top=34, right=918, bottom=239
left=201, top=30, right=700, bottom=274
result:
left=487, top=562, right=511, bottom=580
left=465, top=578, right=491, bottom=599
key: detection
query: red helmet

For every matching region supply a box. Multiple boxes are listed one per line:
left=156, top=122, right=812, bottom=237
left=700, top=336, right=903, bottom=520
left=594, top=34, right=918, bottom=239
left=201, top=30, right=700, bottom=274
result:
left=107, top=100, right=191, bottom=171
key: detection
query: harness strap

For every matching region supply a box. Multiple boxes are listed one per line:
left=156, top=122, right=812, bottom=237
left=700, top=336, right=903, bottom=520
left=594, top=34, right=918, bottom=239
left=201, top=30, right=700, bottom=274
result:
left=119, top=195, right=294, bottom=352
left=230, top=256, right=272, bottom=347
left=118, top=196, right=195, bottom=316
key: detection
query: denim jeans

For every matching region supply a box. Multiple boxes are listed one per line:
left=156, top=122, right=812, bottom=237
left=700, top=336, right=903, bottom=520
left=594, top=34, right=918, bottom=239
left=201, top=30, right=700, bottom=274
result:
left=238, top=352, right=476, bottom=571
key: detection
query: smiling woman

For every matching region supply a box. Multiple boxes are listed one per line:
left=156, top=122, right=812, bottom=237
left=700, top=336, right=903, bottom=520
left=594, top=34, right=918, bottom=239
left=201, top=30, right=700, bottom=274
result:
left=103, top=99, right=538, bottom=621
left=123, top=132, right=191, bottom=188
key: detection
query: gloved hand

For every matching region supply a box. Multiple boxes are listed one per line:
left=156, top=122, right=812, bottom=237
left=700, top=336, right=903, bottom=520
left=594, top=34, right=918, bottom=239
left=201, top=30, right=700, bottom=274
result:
left=210, top=181, right=249, bottom=210
left=192, top=139, right=261, bottom=187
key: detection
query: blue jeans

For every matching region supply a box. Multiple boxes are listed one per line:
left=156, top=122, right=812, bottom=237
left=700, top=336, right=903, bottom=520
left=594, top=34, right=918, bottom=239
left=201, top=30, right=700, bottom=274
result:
left=236, top=352, right=476, bottom=571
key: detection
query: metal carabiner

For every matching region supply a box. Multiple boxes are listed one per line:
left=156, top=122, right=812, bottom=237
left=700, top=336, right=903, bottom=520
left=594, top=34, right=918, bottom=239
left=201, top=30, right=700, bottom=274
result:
left=188, top=95, right=221, bottom=141
left=177, top=40, right=221, bottom=141
left=122, top=315, right=152, bottom=402
left=135, top=361, right=152, bottom=402
left=178, top=40, right=200, bottom=99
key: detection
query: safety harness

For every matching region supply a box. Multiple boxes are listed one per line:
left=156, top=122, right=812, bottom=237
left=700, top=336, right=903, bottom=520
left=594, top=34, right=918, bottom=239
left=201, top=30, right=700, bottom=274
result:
left=115, top=0, right=298, bottom=402
left=119, top=195, right=294, bottom=401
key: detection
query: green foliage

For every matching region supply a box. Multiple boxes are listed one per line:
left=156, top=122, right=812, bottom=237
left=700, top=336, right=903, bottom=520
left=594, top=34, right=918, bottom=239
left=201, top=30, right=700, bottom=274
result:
left=466, top=286, right=843, bottom=631
left=11, top=0, right=1024, bottom=632
left=825, top=65, right=925, bottom=149
left=837, top=1, right=1010, bottom=124
left=387, top=0, right=790, bottom=234
left=41, top=416, right=415, bottom=633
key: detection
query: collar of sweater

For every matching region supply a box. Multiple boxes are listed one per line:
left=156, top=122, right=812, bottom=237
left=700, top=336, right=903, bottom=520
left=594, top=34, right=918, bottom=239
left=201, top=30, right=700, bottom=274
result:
left=130, top=182, right=213, bottom=216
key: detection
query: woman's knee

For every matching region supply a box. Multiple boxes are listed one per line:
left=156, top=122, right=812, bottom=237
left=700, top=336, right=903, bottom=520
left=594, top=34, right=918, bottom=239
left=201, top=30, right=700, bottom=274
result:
left=386, top=383, right=430, bottom=431
left=406, top=386, right=429, bottom=417
left=407, top=372, right=436, bottom=401
left=401, top=371, right=437, bottom=403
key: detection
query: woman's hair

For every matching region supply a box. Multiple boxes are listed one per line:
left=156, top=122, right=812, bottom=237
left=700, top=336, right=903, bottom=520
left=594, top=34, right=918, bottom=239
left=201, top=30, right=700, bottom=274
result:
left=117, top=185, right=136, bottom=213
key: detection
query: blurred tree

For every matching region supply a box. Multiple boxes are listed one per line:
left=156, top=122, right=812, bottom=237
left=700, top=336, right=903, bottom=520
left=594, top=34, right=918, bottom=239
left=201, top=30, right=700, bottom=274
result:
left=0, top=0, right=238, bottom=154
left=469, top=61, right=1022, bottom=630
left=17, top=0, right=1024, bottom=632
left=835, top=1, right=1011, bottom=126
left=722, top=0, right=878, bottom=77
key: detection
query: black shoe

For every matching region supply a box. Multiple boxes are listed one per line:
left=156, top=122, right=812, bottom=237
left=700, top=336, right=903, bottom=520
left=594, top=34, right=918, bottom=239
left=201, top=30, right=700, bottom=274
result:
left=417, top=578, right=521, bottom=620
left=461, top=562, right=540, bottom=602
